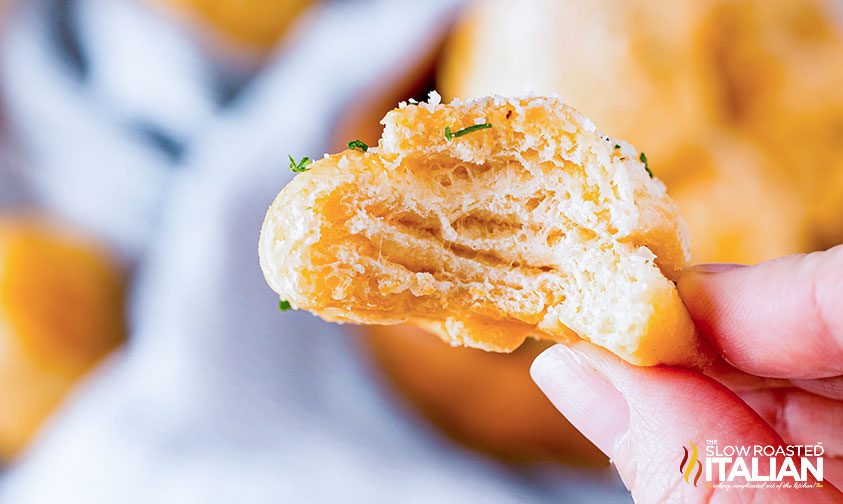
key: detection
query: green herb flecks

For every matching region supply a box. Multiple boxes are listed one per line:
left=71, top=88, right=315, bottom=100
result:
left=288, top=155, right=312, bottom=173
left=278, top=300, right=292, bottom=312
left=347, top=139, right=368, bottom=152
left=639, top=152, right=653, bottom=178
left=445, top=123, right=492, bottom=141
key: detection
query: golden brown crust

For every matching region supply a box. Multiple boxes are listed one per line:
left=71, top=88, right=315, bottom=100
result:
left=260, top=94, right=702, bottom=366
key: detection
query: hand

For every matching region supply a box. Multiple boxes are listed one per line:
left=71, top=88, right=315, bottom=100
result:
left=531, top=245, right=843, bottom=502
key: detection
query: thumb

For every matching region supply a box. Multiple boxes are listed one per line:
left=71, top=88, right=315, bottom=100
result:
left=531, top=343, right=840, bottom=502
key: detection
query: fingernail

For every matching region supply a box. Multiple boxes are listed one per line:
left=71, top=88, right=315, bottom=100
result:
left=531, top=344, right=629, bottom=457
left=684, top=263, right=747, bottom=275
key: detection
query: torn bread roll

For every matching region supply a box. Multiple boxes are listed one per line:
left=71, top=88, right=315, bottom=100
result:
left=259, top=94, right=704, bottom=366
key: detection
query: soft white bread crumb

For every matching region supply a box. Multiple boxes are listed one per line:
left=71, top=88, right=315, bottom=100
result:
left=259, top=95, right=703, bottom=366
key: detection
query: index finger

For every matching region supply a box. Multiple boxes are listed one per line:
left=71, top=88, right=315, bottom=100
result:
left=677, top=245, right=843, bottom=379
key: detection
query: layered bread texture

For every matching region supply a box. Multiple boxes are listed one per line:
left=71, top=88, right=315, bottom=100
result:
left=259, top=94, right=703, bottom=366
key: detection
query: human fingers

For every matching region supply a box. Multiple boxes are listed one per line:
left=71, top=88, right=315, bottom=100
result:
left=739, top=388, right=843, bottom=488
left=678, top=245, right=843, bottom=379
left=531, top=342, right=841, bottom=502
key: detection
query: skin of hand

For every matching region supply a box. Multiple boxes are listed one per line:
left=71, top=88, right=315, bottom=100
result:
left=531, top=245, right=843, bottom=502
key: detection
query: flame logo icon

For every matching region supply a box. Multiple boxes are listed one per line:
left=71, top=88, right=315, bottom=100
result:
left=680, top=441, right=703, bottom=487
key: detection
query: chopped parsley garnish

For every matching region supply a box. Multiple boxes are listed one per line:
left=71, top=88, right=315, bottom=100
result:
left=614, top=144, right=620, bottom=149
left=639, top=152, right=653, bottom=178
left=288, top=155, right=312, bottom=173
left=445, top=123, right=492, bottom=141
left=347, top=139, right=368, bottom=152
left=278, top=300, right=292, bottom=311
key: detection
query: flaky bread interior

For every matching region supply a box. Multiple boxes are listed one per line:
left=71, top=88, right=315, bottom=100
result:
left=260, top=94, right=702, bottom=366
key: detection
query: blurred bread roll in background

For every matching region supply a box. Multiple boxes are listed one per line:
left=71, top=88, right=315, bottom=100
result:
left=362, top=324, right=605, bottom=465
left=441, top=0, right=843, bottom=262
left=664, top=133, right=806, bottom=264
left=697, top=0, right=843, bottom=248
left=0, top=218, right=124, bottom=460
left=148, top=0, right=311, bottom=56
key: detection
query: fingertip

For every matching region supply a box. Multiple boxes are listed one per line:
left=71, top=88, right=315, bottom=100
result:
left=533, top=344, right=795, bottom=502
left=529, top=343, right=566, bottom=382
left=677, top=263, right=745, bottom=315
left=678, top=250, right=843, bottom=379
left=531, top=344, right=630, bottom=457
